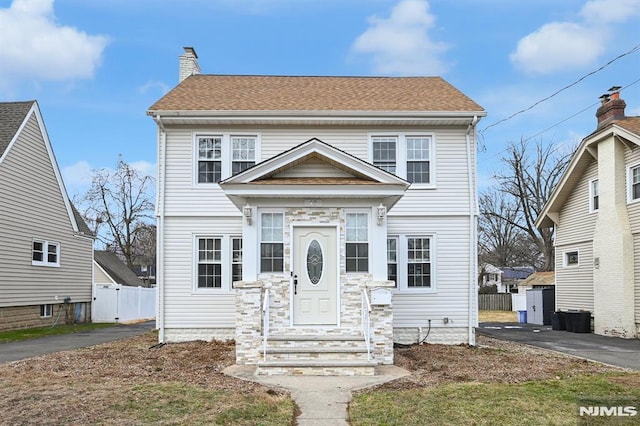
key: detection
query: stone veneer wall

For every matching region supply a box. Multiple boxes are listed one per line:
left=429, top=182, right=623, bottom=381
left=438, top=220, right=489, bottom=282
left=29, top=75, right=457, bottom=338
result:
left=164, top=328, right=235, bottom=343
left=234, top=206, right=395, bottom=365
left=393, top=327, right=469, bottom=345
left=0, top=303, right=90, bottom=331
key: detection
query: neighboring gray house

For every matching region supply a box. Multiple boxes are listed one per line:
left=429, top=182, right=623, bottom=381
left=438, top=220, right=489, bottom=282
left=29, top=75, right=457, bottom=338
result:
left=148, top=47, right=485, bottom=375
left=537, top=90, right=640, bottom=338
left=0, top=101, right=94, bottom=330
left=94, top=250, right=146, bottom=287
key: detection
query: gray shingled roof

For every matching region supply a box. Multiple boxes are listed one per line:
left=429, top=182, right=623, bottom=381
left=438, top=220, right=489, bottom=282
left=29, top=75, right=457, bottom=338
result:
left=0, top=101, right=35, bottom=157
left=94, top=250, right=145, bottom=287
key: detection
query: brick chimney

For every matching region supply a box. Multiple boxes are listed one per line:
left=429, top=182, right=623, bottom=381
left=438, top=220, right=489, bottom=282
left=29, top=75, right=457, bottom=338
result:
left=179, top=47, right=200, bottom=83
left=596, top=87, right=626, bottom=128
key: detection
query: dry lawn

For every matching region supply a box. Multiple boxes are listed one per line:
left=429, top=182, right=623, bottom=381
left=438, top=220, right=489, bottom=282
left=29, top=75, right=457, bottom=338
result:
left=0, top=329, right=635, bottom=425
left=478, top=310, right=518, bottom=323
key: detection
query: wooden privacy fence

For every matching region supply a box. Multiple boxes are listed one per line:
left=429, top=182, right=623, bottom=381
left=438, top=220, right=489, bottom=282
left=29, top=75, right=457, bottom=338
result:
left=478, top=293, right=512, bottom=311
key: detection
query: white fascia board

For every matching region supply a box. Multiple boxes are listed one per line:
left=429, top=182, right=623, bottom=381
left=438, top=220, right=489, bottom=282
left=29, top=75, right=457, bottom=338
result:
left=147, top=109, right=486, bottom=120
left=223, top=184, right=407, bottom=197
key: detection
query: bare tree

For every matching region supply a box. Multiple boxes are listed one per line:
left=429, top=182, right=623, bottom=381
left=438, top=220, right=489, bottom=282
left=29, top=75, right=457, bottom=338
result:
left=79, top=158, right=155, bottom=268
left=482, top=138, right=572, bottom=271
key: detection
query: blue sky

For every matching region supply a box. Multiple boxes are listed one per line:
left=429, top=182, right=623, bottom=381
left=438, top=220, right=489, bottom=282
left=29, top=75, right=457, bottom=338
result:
left=1, top=0, right=639, bottom=197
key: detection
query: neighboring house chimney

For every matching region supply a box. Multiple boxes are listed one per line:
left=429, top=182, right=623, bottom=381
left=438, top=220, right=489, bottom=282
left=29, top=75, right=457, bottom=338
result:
left=179, top=47, right=200, bottom=83
left=596, top=86, right=626, bottom=128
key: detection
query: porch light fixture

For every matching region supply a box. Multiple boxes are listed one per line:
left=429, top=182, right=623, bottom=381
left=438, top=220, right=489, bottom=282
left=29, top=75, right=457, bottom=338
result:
left=377, top=204, right=386, bottom=225
left=243, top=204, right=253, bottom=225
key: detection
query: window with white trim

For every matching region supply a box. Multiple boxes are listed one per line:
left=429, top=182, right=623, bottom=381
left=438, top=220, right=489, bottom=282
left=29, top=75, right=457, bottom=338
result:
left=231, top=237, right=243, bottom=284
left=32, top=240, right=60, bottom=267
left=370, top=134, right=434, bottom=184
left=195, top=134, right=258, bottom=184
left=260, top=213, right=284, bottom=273
left=590, top=179, right=599, bottom=212
left=372, top=136, right=397, bottom=173
left=346, top=213, right=369, bottom=272
left=387, top=237, right=398, bottom=286
left=564, top=250, right=579, bottom=267
left=196, top=237, right=222, bottom=288
left=407, top=237, right=431, bottom=287
left=630, top=164, right=640, bottom=201
left=40, top=304, right=53, bottom=318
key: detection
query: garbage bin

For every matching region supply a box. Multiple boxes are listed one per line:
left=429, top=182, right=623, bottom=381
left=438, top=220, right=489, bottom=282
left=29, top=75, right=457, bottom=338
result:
left=517, top=310, right=527, bottom=324
left=573, top=311, right=591, bottom=333
left=565, top=311, right=591, bottom=333
left=551, top=311, right=566, bottom=331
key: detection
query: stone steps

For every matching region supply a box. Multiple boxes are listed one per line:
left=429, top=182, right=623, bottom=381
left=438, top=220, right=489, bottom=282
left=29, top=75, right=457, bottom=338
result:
left=257, top=333, right=375, bottom=376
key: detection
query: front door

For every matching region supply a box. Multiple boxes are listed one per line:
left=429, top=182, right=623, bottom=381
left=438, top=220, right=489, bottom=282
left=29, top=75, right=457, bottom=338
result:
left=292, top=226, right=338, bottom=325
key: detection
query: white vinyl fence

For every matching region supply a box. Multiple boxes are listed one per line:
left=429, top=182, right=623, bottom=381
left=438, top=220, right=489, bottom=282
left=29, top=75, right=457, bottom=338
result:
left=92, top=284, right=156, bottom=323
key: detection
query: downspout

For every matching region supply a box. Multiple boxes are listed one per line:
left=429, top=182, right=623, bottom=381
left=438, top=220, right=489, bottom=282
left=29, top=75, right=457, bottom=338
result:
left=466, top=115, right=479, bottom=346
left=154, top=115, right=167, bottom=342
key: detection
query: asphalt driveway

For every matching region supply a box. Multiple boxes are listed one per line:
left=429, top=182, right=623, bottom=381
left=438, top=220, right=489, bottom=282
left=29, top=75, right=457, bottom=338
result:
left=0, top=321, right=156, bottom=364
left=477, top=322, right=640, bottom=371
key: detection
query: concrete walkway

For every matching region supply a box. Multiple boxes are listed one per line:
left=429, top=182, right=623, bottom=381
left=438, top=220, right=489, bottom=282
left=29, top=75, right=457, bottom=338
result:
left=477, top=322, right=640, bottom=371
left=224, top=364, right=410, bottom=425
left=0, top=321, right=156, bottom=364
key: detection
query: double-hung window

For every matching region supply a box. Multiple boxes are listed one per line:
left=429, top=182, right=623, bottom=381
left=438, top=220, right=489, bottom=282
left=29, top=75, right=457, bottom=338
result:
left=346, top=213, right=369, bottom=272
left=231, top=237, right=243, bottom=283
left=590, top=179, right=599, bottom=212
left=629, top=164, right=640, bottom=202
left=197, top=137, right=222, bottom=183
left=260, top=213, right=284, bottom=273
left=406, top=136, right=430, bottom=184
left=231, top=136, right=256, bottom=174
left=32, top=240, right=60, bottom=267
left=372, top=137, right=397, bottom=173
left=196, top=134, right=258, bottom=184
left=196, top=237, right=222, bottom=288
left=370, top=134, right=434, bottom=185
left=407, top=237, right=432, bottom=288
left=387, top=237, right=398, bottom=286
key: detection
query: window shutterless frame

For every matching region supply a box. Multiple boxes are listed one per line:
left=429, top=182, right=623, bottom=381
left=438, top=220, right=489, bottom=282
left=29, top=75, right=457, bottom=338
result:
left=563, top=249, right=579, bottom=267
left=32, top=240, right=60, bottom=267
left=368, top=132, right=436, bottom=187
left=627, top=163, right=640, bottom=203
left=589, top=179, right=599, bottom=212
left=193, top=235, right=241, bottom=292
left=193, top=133, right=261, bottom=185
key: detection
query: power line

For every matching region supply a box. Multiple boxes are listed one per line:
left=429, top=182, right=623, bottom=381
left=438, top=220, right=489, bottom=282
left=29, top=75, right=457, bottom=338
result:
left=479, top=43, right=640, bottom=136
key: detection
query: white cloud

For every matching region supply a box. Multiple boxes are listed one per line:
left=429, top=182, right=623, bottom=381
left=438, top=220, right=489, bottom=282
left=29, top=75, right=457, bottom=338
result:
left=0, top=0, right=108, bottom=85
left=510, top=22, right=605, bottom=74
left=580, top=0, right=640, bottom=23
left=61, top=160, right=94, bottom=196
left=351, top=0, right=450, bottom=75
left=510, top=0, right=640, bottom=75
left=138, top=80, right=170, bottom=95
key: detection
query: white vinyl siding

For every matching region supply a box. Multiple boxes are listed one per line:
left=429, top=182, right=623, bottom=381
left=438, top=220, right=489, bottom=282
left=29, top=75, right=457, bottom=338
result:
left=162, top=217, right=241, bottom=328
left=163, top=127, right=474, bottom=216
left=389, top=216, right=471, bottom=326
left=624, top=146, right=640, bottom=229
left=0, top=113, right=93, bottom=308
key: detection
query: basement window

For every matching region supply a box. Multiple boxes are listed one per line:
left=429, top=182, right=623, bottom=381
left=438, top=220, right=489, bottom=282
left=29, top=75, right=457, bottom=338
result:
left=40, top=304, right=53, bottom=318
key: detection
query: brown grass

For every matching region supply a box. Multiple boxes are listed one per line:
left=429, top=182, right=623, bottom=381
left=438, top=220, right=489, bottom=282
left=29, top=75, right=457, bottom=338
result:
left=479, top=310, right=518, bottom=323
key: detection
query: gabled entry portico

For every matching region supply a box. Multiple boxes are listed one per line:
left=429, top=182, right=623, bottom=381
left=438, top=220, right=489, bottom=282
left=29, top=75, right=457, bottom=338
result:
left=220, top=138, right=409, bottom=375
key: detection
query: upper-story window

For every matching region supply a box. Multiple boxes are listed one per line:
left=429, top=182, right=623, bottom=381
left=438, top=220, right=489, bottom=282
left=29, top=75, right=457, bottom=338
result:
left=372, top=137, right=397, bottom=173
left=629, top=164, right=640, bottom=202
left=195, top=134, right=259, bottom=184
left=589, top=179, right=599, bottom=212
left=32, top=240, right=60, bottom=267
left=369, top=134, right=434, bottom=185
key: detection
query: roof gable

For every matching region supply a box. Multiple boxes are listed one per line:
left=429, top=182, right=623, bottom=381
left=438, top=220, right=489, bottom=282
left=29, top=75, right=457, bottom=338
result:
left=94, top=251, right=145, bottom=287
left=149, top=75, right=485, bottom=113
left=0, top=100, right=92, bottom=237
left=0, top=101, right=35, bottom=158
left=537, top=117, right=640, bottom=228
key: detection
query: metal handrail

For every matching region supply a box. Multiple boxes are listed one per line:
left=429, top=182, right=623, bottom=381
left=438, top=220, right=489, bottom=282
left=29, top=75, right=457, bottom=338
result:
left=361, top=288, right=372, bottom=361
left=262, top=287, right=270, bottom=362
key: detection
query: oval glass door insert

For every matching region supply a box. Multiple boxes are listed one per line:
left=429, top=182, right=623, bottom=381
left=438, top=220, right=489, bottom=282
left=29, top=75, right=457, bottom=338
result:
left=306, top=239, right=323, bottom=285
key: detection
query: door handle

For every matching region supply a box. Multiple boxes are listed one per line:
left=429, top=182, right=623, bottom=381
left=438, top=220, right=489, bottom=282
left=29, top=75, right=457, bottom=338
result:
left=293, top=275, right=298, bottom=295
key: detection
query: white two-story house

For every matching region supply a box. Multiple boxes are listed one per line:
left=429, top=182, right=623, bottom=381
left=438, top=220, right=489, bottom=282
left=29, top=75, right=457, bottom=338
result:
left=148, top=47, right=485, bottom=375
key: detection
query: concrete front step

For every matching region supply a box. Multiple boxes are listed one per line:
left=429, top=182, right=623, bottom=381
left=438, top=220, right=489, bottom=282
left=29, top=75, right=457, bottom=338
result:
left=256, top=359, right=378, bottom=376
left=266, top=346, right=370, bottom=361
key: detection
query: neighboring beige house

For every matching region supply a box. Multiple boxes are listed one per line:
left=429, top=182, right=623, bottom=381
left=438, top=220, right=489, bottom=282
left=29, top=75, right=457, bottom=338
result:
left=94, top=250, right=145, bottom=287
left=517, top=271, right=555, bottom=294
left=537, top=89, right=640, bottom=338
left=148, top=47, right=485, bottom=375
left=0, top=101, right=94, bottom=331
